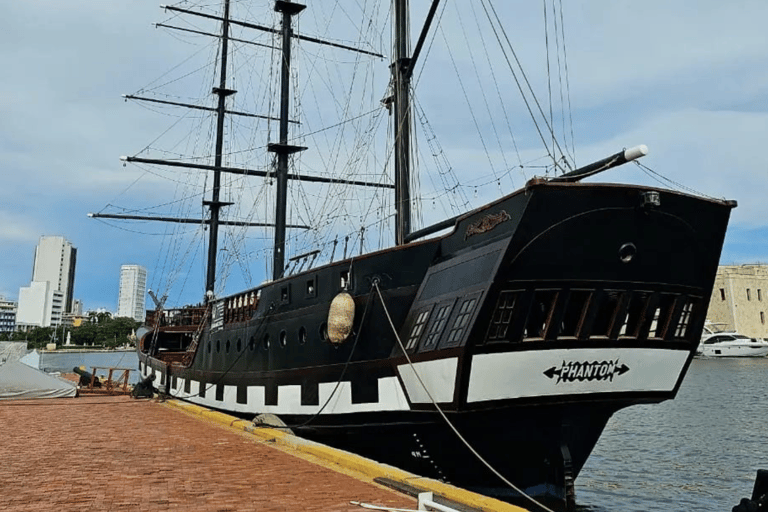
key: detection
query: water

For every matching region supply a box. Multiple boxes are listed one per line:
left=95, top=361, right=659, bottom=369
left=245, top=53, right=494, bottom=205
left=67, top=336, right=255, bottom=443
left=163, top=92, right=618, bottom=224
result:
left=577, top=358, right=768, bottom=511
left=38, top=350, right=140, bottom=384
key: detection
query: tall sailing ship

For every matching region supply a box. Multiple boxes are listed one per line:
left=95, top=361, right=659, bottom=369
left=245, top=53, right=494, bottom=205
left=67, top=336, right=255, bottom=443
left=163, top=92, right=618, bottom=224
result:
left=92, top=2, right=736, bottom=510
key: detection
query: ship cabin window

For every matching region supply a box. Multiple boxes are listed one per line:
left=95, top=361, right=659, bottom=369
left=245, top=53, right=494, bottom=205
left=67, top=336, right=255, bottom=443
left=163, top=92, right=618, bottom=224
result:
left=422, top=302, right=454, bottom=350
left=249, top=336, right=255, bottom=351
left=216, top=340, right=221, bottom=353
left=207, top=341, right=211, bottom=354
left=443, top=298, right=478, bottom=347
left=319, top=322, right=328, bottom=342
left=279, top=330, right=287, bottom=347
left=306, top=278, right=316, bottom=298
left=559, top=290, right=592, bottom=338
left=262, top=333, right=271, bottom=350
left=674, top=300, right=696, bottom=339
left=299, top=326, right=307, bottom=344
left=487, top=290, right=521, bottom=342
left=236, top=339, right=242, bottom=352
left=524, top=290, right=559, bottom=339
left=747, top=289, right=752, bottom=301
left=618, top=291, right=653, bottom=339
left=225, top=340, right=231, bottom=353
left=720, top=288, right=726, bottom=301
left=406, top=309, right=431, bottom=350
left=340, top=270, right=351, bottom=290
left=281, top=285, right=290, bottom=304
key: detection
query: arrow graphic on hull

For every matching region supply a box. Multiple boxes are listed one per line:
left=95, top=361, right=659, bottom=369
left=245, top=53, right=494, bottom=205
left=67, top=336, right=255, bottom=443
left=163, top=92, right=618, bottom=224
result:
left=543, top=358, right=630, bottom=384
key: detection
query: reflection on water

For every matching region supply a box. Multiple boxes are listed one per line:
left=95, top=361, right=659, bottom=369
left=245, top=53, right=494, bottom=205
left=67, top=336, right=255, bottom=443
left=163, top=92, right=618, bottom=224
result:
left=577, top=358, right=768, bottom=511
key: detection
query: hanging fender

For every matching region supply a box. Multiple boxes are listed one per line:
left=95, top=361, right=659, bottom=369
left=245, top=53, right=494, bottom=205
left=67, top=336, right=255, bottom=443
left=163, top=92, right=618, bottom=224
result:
left=327, top=292, right=355, bottom=344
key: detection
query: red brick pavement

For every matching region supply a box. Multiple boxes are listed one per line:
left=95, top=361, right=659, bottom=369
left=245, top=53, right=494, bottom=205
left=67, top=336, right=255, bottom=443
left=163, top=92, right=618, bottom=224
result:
left=0, top=395, right=416, bottom=511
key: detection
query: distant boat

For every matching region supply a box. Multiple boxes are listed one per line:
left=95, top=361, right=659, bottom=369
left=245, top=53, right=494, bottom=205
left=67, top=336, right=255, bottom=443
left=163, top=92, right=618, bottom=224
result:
left=697, top=324, right=768, bottom=357
left=93, top=2, right=737, bottom=510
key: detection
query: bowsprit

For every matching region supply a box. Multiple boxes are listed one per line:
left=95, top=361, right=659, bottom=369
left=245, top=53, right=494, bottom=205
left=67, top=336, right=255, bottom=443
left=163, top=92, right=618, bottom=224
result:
left=543, top=359, right=630, bottom=384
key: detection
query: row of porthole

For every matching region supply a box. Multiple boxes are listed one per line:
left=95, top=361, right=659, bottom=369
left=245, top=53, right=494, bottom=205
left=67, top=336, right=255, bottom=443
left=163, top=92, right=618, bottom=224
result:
left=207, top=323, right=329, bottom=354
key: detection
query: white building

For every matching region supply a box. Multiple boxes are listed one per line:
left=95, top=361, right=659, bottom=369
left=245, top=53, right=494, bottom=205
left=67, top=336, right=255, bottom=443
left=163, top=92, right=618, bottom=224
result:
left=117, top=265, right=147, bottom=322
left=31, top=236, right=77, bottom=314
left=16, top=281, right=64, bottom=328
left=0, top=296, right=17, bottom=333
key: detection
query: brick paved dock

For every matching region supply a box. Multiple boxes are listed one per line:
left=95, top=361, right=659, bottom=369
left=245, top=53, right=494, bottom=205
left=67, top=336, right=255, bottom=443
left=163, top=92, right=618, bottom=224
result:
left=1, top=395, right=527, bottom=512
left=0, top=395, right=416, bottom=511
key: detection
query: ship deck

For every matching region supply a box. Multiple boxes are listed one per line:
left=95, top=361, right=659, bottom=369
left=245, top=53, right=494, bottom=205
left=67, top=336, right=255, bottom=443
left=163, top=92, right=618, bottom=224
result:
left=0, top=395, right=527, bottom=512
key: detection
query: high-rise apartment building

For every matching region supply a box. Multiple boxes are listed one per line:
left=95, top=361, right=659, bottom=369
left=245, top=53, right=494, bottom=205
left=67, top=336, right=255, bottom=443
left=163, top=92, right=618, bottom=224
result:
left=117, top=265, right=147, bottom=322
left=16, top=235, right=76, bottom=329
left=16, top=281, right=64, bottom=328
left=31, top=236, right=77, bottom=313
left=0, top=296, right=17, bottom=333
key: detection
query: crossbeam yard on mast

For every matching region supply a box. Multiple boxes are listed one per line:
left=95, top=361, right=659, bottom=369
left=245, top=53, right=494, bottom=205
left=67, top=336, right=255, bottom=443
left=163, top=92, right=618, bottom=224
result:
left=87, top=212, right=310, bottom=230
left=120, top=156, right=394, bottom=190
left=160, top=4, right=384, bottom=58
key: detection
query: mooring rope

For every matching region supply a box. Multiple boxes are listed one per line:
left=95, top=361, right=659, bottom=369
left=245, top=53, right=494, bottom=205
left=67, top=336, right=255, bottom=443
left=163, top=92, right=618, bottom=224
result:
left=372, top=280, right=555, bottom=512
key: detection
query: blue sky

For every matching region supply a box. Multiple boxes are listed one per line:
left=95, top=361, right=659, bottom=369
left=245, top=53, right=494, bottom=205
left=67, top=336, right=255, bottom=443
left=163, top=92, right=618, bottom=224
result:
left=1, top=1, right=767, bottom=312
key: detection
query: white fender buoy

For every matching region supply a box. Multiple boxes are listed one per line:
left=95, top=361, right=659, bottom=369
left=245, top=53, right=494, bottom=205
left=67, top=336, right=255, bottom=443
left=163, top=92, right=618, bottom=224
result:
left=328, top=292, right=355, bottom=344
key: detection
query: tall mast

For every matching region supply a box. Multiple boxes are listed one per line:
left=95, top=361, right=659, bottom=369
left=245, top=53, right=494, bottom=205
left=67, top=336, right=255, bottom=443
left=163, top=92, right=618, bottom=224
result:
left=393, top=0, right=412, bottom=245
left=269, top=0, right=306, bottom=280
left=205, top=0, right=236, bottom=299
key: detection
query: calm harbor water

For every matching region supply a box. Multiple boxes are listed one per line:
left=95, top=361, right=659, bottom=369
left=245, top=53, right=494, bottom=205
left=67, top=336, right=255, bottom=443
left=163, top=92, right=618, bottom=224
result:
left=577, top=357, right=768, bottom=511
left=39, top=350, right=140, bottom=384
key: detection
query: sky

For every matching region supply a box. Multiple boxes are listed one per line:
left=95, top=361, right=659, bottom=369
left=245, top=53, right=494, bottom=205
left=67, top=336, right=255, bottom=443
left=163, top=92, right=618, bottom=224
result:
left=1, top=1, right=768, bottom=313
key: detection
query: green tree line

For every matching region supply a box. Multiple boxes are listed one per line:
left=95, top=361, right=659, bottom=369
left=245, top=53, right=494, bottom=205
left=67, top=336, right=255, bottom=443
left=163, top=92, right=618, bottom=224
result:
left=0, top=316, right=141, bottom=350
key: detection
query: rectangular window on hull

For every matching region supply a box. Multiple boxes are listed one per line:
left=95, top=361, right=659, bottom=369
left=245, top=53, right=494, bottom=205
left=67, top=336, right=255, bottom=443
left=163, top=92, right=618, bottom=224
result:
left=720, top=288, right=726, bottom=301
left=406, top=308, right=431, bottom=350
left=487, top=290, right=522, bottom=342
left=524, top=290, right=559, bottom=339
left=443, top=297, right=478, bottom=347
left=422, top=302, right=454, bottom=350
left=483, top=285, right=703, bottom=344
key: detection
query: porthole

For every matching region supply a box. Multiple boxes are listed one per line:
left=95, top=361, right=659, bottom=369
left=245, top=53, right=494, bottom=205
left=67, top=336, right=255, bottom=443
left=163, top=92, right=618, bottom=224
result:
left=226, top=340, right=231, bottom=353
left=280, top=330, right=287, bottom=347
left=263, top=333, right=270, bottom=350
left=248, top=336, right=255, bottom=351
left=319, top=322, right=328, bottom=342
left=619, top=243, right=637, bottom=263
left=216, top=340, right=221, bottom=353
left=237, top=339, right=242, bottom=352
left=298, top=326, right=307, bottom=344
left=207, top=341, right=211, bottom=354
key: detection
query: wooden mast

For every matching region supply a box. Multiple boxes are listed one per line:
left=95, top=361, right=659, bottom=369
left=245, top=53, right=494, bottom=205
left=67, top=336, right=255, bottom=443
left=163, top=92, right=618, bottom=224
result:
left=205, top=0, right=236, bottom=299
left=393, top=0, right=412, bottom=246
left=269, top=1, right=307, bottom=280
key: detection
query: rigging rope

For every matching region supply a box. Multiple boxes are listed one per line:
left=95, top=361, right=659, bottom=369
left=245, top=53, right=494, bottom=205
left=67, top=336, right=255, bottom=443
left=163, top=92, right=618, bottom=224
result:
left=372, top=281, right=556, bottom=512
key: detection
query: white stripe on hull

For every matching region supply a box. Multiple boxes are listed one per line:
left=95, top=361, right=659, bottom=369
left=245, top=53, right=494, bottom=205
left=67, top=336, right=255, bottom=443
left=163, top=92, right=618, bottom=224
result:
left=160, top=375, right=411, bottom=415
left=396, top=357, right=458, bottom=404
left=467, top=348, right=690, bottom=403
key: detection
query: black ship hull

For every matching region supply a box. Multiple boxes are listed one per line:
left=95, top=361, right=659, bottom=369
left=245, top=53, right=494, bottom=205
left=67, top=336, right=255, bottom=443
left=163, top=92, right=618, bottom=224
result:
left=138, top=180, right=734, bottom=509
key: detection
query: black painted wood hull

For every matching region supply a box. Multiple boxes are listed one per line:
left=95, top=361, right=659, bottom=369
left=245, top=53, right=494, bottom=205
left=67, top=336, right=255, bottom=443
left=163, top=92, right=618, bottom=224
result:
left=138, top=181, right=734, bottom=509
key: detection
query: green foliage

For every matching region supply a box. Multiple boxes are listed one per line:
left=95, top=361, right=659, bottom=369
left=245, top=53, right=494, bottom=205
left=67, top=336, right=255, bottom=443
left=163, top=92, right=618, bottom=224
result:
left=3, top=317, right=141, bottom=350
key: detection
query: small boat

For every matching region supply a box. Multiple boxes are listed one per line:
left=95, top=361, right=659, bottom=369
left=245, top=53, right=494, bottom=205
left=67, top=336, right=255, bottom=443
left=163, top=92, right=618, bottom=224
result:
left=697, top=325, right=768, bottom=357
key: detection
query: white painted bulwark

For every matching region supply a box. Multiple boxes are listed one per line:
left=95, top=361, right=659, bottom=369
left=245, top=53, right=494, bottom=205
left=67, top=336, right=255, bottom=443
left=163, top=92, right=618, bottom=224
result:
left=173, top=376, right=411, bottom=415
left=467, top=348, right=690, bottom=403
left=397, top=357, right=458, bottom=404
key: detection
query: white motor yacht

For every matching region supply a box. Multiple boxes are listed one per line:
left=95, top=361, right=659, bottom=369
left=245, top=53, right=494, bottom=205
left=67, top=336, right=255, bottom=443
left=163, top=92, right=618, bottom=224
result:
left=697, top=325, right=768, bottom=357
